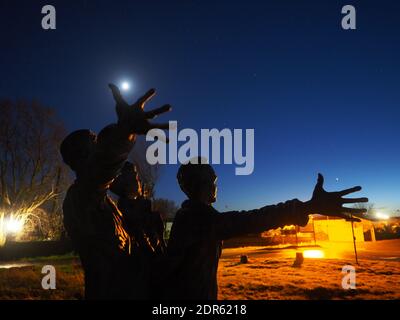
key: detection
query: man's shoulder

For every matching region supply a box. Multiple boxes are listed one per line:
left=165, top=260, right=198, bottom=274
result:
left=173, top=206, right=199, bottom=222
left=63, top=184, right=81, bottom=215
left=63, top=182, right=104, bottom=213
left=172, top=205, right=216, bottom=233
left=64, top=182, right=86, bottom=202
left=64, top=183, right=76, bottom=202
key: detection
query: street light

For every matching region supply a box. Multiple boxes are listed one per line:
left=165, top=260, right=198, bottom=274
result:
left=376, top=212, right=389, bottom=220
left=4, top=216, right=24, bottom=235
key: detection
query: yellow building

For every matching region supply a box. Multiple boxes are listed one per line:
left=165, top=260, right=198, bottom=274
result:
left=303, top=215, right=376, bottom=243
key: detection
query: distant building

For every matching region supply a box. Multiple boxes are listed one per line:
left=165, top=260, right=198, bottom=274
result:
left=260, top=215, right=376, bottom=245
left=307, top=215, right=375, bottom=243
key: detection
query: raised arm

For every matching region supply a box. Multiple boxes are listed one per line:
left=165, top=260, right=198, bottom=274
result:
left=215, top=173, right=369, bottom=240
left=87, top=84, right=171, bottom=188
left=215, top=199, right=309, bottom=240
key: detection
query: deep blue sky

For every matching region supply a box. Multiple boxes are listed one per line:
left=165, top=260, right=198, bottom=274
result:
left=1, top=0, right=399, bottom=213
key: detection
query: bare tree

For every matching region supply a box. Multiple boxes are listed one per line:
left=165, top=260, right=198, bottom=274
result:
left=0, top=99, right=70, bottom=244
left=152, top=198, right=179, bottom=222
left=353, top=202, right=374, bottom=212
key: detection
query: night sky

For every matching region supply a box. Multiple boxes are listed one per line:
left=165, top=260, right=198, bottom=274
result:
left=1, top=0, right=399, bottom=213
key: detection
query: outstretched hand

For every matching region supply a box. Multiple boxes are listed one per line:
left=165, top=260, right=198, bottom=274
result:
left=306, top=173, right=369, bottom=222
left=109, top=83, right=171, bottom=136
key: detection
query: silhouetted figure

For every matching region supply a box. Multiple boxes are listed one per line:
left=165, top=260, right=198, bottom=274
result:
left=111, top=162, right=166, bottom=255
left=166, top=159, right=368, bottom=300
left=110, top=161, right=166, bottom=298
left=60, top=84, right=171, bottom=299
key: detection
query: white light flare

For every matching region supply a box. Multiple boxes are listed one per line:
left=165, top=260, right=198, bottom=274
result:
left=303, top=249, right=325, bottom=259
left=5, top=216, right=24, bottom=234
left=121, top=81, right=130, bottom=91
left=376, top=212, right=389, bottom=220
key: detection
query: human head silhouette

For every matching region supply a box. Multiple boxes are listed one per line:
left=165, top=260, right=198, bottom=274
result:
left=177, top=157, right=217, bottom=205
left=110, top=161, right=142, bottom=199
left=60, top=129, right=97, bottom=174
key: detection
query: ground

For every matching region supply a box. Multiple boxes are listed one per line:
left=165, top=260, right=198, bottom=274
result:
left=0, top=253, right=84, bottom=300
left=218, top=247, right=400, bottom=300
left=0, top=240, right=399, bottom=300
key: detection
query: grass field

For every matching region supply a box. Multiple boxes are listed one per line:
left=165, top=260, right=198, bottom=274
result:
left=0, top=240, right=399, bottom=300
left=218, top=253, right=400, bottom=300
left=0, top=255, right=84, bottom=300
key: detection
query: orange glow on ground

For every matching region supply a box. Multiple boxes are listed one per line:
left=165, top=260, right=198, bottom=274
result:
left=302, top=249, right=325, bottom=259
